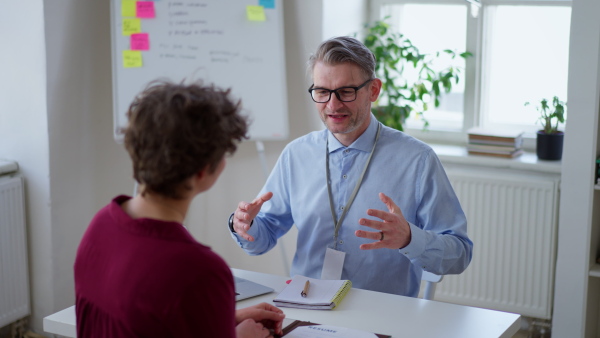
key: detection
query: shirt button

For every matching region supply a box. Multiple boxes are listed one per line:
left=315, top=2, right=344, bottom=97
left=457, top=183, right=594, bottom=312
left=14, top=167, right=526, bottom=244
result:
left=404, top=252, right=409, bottom=255
left=339, top=240, right=344, bottom=244
left=340, top=206, right=344, bottom=210
left=343, top=175, right=347, bottom=179
left=344, top=149, right=349, bottom=153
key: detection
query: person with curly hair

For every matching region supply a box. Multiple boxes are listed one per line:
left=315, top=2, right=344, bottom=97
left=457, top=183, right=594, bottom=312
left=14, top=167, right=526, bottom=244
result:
left=74, top=80, right=284, bottom=338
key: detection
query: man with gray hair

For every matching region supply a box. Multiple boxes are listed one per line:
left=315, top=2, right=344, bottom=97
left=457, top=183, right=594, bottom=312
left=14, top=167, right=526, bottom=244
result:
left=228, top=36, right=472, bottom=297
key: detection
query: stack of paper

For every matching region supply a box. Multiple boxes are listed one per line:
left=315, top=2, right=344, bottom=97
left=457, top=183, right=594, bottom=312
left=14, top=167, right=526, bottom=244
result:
left=467, top=127, right=524, bottom=158
left=273, top=275, right=352, bottom=310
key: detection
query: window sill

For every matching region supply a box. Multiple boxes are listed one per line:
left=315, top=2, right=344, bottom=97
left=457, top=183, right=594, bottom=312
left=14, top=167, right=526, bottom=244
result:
left=430, top=143, right=562, bottom=175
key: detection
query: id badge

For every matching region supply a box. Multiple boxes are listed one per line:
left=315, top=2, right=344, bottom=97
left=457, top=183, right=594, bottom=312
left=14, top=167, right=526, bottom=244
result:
left=321, top=247, right=346, bottom=280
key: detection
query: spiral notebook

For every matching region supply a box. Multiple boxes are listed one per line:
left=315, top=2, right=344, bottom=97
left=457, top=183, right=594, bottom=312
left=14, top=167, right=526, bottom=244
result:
left=273, top=275, right=352, bottom=310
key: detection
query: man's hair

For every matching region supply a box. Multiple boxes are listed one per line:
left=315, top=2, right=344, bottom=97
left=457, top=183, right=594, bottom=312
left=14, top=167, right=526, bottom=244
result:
left=122, top=80, right=249, bottom=199
left=307, top=36, right=376, bottom=80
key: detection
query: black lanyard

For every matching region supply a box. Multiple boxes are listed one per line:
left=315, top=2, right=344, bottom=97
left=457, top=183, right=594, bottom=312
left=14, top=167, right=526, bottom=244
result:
left=326, top=123, right=381, bottom=249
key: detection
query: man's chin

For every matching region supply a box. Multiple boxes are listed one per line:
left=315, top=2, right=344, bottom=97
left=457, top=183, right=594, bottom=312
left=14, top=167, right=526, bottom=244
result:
left=327, top=124, right=355, bottom=135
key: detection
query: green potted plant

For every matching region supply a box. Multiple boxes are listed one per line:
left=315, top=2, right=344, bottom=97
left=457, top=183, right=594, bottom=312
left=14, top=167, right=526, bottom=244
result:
left=525, top=96, right=567, bottom=160
left=362, top=18, right=471, bottom=131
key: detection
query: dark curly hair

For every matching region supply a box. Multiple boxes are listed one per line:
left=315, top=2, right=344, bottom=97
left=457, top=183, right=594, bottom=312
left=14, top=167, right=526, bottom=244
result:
left=122, top=80, right=249, bottom=199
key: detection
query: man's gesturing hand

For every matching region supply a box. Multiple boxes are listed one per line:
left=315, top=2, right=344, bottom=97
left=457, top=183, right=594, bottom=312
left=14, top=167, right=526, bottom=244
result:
left=232, top=192, right=273, bottom=241
left=354, top=192, right=411, bottom=250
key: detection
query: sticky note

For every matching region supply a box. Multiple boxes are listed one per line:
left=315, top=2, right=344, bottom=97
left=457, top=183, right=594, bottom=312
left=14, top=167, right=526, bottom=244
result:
left=130, top=33, right=150, bottom=50
left=121, top=0, right=136, bottom=17
left=123, top=50, right=143, bottom=68
left=259, top=0, right=275, bottom=9
left=122, top=18, right=142, bottom=36
left=246, top=5, right=266, bottom=22
left=136, top=1, right=156, bottom=18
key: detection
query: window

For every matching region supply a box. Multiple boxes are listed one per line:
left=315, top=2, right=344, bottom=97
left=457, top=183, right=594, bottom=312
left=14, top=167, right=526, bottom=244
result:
left=481, top=5, right=570, bottom=130
left=369, top=0, right=571, bottom=145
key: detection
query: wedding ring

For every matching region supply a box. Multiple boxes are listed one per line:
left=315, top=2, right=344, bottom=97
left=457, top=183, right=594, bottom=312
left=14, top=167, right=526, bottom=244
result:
left=380, top=231, right=385, bottom=241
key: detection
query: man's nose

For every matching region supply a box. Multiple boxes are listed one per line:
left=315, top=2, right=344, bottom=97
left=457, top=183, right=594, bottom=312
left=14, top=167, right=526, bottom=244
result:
left=326, top=92, right=344, bottom=110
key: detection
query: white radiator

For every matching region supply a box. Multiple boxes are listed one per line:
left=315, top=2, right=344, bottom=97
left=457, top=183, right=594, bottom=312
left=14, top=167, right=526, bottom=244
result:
left=0, top=174, right=30, bottom=327
left=437, top=165, right=560, bottom=320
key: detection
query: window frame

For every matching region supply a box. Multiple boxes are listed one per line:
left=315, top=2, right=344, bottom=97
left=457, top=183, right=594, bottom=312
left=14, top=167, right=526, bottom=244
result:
left=368, top=0, right=572, bottom=148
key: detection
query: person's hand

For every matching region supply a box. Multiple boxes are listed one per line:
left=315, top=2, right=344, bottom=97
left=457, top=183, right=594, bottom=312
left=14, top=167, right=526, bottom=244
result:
left=232, top=192, right=273, bottom=241
left=236, top=302, right=285, bottom=336
left=235, top=318, right=273, bottom=338
left=354, top=192, right=411, bottom=250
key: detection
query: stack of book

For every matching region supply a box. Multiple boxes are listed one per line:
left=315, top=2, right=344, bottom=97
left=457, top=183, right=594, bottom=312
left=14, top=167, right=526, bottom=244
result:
left=467, top=127, right=524, bottom=158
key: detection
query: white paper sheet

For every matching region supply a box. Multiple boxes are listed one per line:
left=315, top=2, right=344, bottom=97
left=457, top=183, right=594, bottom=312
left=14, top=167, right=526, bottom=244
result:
left=285, top=324, right=378, bottom=338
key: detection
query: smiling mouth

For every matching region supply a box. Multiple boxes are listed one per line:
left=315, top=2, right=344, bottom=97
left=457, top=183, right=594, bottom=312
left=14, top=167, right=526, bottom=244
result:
left=328, top=113, right=349, bottom=118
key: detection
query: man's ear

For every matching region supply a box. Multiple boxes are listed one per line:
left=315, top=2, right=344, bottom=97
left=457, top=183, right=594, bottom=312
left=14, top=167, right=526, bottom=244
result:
left=370, top=78, right=382, bottom=102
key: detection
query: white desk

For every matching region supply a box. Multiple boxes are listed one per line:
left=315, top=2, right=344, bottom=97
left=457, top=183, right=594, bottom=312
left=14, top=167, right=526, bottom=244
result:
left=44, top=269, right=521, bottom=338
left=44, top=306, right=76, bottom=338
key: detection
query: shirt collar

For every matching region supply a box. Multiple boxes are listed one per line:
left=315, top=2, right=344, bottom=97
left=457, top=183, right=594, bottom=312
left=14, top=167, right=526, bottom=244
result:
left=327, top=114, right=380, bottom=153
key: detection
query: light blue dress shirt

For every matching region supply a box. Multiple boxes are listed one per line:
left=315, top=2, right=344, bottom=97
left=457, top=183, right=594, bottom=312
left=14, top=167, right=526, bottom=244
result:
left=232, top=115, right=473, bottom=297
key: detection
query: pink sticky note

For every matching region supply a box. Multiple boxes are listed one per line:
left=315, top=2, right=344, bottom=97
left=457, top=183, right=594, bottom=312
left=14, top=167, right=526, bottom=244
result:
left=136, top=1, right=155, bottom=18
left=130, top=33, right=150, bottom=51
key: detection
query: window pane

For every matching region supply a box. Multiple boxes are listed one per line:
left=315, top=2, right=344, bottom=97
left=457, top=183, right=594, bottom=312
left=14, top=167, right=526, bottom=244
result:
left=381, top=3, right=468, bottom=130
left=482, top=6, right=570, bottom=132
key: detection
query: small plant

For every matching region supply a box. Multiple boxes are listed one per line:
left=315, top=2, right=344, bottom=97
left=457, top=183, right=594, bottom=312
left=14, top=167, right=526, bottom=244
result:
left=525, top=96, right=566, bottom=134
left=361, top=17, right=471, bottom=131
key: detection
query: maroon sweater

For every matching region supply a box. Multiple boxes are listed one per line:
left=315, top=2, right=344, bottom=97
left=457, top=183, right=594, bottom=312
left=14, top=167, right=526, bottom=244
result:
left=74, top=195, right=236, bottom=337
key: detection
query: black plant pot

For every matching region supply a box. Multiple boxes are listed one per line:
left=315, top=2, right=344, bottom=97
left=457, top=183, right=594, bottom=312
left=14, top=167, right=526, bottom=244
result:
left=536, top=131, right=564, bottom=160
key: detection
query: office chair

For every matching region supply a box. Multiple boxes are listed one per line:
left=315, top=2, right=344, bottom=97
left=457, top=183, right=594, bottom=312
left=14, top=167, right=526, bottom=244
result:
left=421, top=271, right=443, bottom=300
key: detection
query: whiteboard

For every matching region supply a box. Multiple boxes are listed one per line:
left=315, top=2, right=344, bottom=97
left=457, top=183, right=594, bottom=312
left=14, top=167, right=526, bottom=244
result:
left=110, top=0, right=288, bottom=142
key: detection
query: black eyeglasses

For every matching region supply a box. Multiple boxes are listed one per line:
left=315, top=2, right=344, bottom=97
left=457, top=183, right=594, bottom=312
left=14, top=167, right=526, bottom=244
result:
left=308, top=79, right=373, bottom=103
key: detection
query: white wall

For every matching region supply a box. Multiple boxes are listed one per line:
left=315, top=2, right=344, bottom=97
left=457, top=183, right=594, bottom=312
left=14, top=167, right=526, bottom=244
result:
left=0, top=0, right=134, bottom=331
left=0, top=0, right=53, bottom=329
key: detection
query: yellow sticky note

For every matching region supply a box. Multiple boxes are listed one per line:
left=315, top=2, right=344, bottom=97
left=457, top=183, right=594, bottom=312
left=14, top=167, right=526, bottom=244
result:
left=123, top=50, right=143, bottom=68
left=122, top=18, right=142, bottom=36
left=246, top=5, right=266, bottom=22
left=121, top=0, right=136, bottom=17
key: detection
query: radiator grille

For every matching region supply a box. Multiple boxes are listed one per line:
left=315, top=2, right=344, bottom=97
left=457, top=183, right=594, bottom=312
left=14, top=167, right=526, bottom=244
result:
left=437, top=168, right=559, bottom=319
left=0, top=175, right=30, bottom=327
